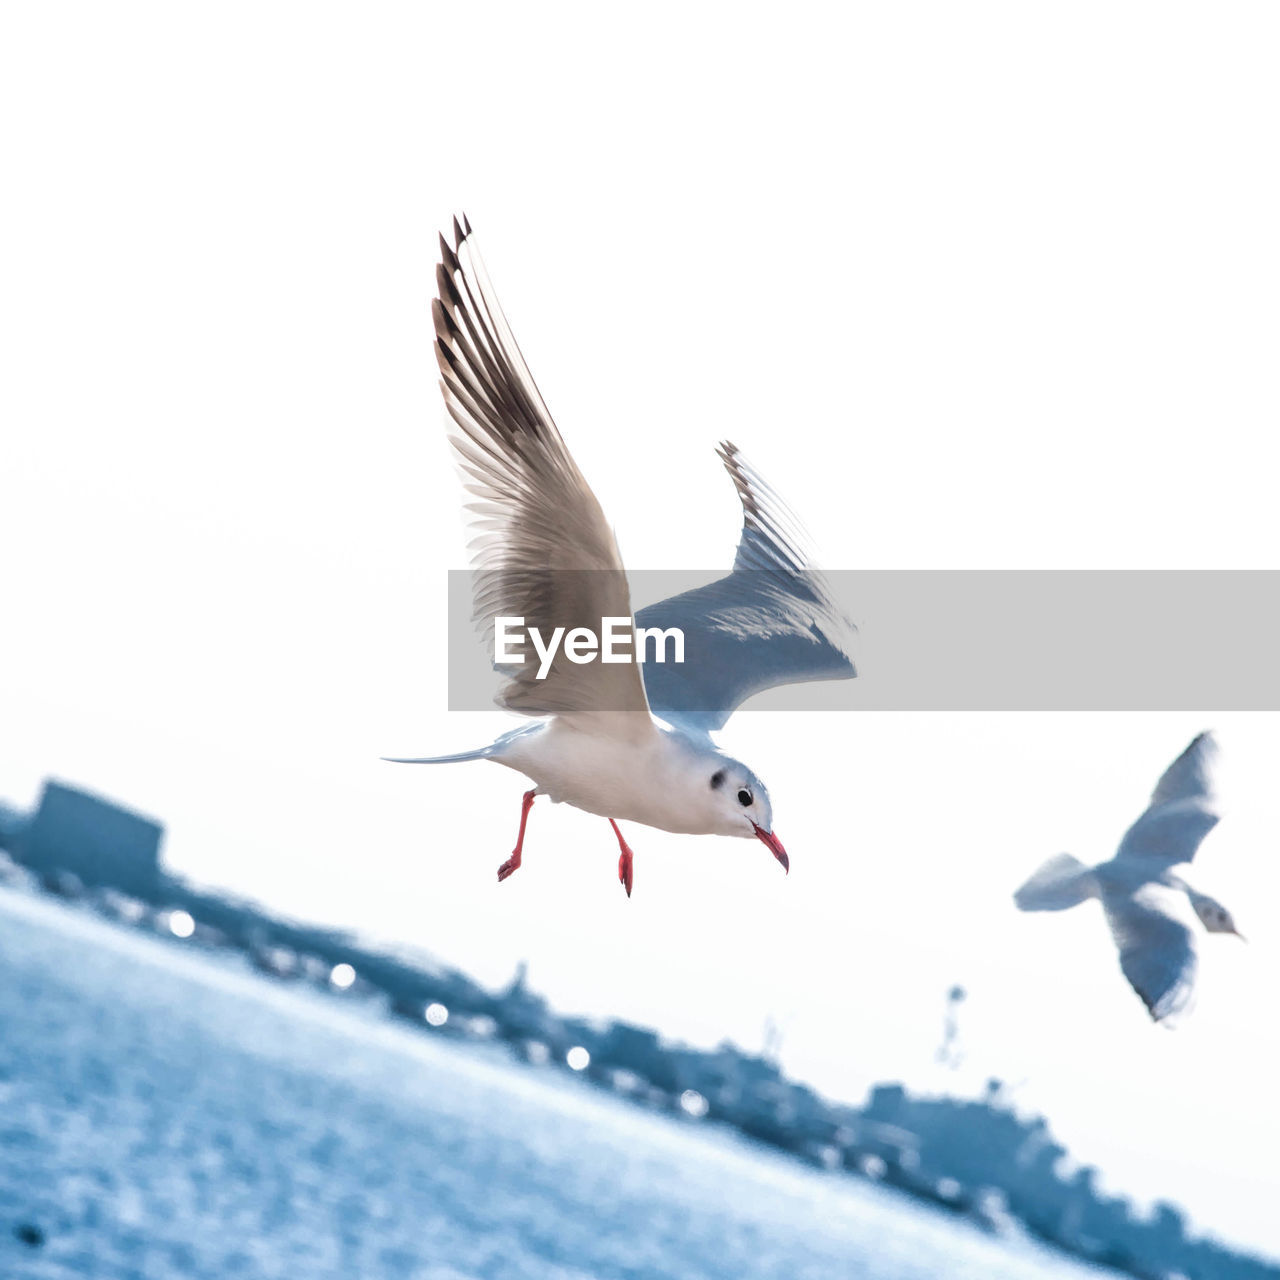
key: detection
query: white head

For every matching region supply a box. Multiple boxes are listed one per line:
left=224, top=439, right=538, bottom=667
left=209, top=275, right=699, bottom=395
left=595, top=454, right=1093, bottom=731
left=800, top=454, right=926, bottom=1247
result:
left=689, top=749, right=788, bottom=872
left=1189, top=891, right=1245, bottom=939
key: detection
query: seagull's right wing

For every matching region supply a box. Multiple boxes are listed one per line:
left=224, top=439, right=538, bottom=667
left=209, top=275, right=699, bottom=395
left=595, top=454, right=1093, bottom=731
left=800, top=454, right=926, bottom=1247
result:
left=1102, top=882, right=1199, bottom=1024
left=435, top=218, right=651, bottom=731
left=634, top=444, right=856, bottom=735
left=1116, top=732, right=1220, bottom=868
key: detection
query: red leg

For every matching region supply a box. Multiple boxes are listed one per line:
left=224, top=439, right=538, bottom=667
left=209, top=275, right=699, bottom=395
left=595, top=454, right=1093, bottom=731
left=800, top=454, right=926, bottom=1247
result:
left=609, top=819, right=635, bottom=898
left=498, top=790, right=537, bottom=882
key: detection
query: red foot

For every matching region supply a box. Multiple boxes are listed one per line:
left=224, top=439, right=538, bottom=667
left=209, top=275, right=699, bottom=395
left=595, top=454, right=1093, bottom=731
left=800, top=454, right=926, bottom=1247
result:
left=498, top=790, right=537, bottom=883
left=609, top=819, right=635, bottom=898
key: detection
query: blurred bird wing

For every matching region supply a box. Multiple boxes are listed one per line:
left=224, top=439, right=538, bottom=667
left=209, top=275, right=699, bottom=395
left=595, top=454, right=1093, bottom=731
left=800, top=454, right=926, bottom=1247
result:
left=1101, top=881, right=1199, bottom=1024
left=435, top=217, right=651, bottom=738
left=634, top=444, right=856, bottom=735
left=1116, top=731, right=1220, bottom=868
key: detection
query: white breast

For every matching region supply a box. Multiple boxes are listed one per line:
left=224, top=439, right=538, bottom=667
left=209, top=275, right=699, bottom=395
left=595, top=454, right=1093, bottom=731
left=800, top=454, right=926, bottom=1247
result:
left=493, top=720, right=716, bottom=835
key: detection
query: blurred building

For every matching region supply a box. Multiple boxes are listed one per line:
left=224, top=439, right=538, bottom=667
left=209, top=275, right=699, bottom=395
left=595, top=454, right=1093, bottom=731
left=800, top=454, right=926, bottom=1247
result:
left=2, top=780, right=163, bottom=899
left=0, top=798, right=25, bottom=849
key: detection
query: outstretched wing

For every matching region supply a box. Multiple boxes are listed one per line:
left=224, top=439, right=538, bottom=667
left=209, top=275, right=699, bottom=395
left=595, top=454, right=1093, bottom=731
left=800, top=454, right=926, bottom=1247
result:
left=1101, top=882, right=1199, bottom=1024
left=434, top=216, right=650, bottom=730
left=1116, top=731, right=1220, bottom=868
left=634, top=444, right=856, bottom=734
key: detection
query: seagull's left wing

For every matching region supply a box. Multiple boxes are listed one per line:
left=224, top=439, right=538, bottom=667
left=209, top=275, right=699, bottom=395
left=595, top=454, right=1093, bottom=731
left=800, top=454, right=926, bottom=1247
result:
left=435, top=217, right=651, bottom=733
left=634, top=444, right=856, bottom=734
left=1116, top=731, right=1220, bottom=868
left=1101, top=881, right=1199, bottom=1024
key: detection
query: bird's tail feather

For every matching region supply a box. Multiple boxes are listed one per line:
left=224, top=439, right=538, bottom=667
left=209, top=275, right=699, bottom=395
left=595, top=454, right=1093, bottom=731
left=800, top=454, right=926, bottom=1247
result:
left=382, top=746, right=496, bottom=765
left=1013, top=853, right=1098, bottom=912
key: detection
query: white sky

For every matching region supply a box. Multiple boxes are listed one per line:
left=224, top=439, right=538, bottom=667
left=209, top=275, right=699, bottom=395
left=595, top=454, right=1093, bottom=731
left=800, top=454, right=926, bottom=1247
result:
left=2, top=0, right=1279, bottom=1258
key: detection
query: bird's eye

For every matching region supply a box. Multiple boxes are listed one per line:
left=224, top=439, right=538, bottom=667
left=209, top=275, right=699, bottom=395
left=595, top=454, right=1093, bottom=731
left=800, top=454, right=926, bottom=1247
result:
left=710, top=770, right=725, bottom=790
left=737, top=788, right=753, bottom=807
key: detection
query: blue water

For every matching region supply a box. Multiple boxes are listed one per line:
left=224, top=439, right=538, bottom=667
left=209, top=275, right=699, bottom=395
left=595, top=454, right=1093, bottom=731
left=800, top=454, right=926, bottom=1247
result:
left=0, top=889, right=1115, bottom=1280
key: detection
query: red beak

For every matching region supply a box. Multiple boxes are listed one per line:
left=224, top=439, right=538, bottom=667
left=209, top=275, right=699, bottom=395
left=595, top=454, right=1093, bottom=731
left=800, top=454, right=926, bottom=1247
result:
left=752, top=822, right=789, bottom=874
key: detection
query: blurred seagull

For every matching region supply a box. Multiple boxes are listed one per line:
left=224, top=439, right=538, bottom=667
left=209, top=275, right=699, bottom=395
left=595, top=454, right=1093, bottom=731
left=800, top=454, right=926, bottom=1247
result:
left=386, top=217, right=856, bottom=895
left=1014, top=731, right=1244, bottom=1024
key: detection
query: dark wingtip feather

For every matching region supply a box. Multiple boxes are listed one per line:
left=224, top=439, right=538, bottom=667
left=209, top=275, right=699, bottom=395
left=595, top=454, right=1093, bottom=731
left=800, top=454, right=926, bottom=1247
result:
left=716, top=441, right=761, bottom=522
left=717, top=440, right=739, bottom=465
left=432, top=296, right=461, bottom=343
left=436, top=263, right=461, bottom=311
left=434, top=337, right=457, bottom=378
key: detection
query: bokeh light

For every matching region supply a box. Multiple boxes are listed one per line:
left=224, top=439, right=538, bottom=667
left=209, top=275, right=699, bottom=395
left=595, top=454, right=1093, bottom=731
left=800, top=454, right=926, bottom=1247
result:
left=167, top=910, right=195, bottom=939
left=679, top=1090, right=709, bottom=1118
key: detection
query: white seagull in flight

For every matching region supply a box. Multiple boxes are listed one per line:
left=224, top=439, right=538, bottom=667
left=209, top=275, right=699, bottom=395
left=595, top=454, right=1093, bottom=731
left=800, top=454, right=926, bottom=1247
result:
left=1014, top=731, right=1244, bottom=1024
left=388, top=217, right=857, bottom=895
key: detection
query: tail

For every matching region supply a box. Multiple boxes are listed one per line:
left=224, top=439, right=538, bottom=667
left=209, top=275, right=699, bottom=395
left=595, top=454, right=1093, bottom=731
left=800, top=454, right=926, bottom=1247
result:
left=1013, top=853, right=1098, bottom=912
left=382, top=746, right=497, bottom=765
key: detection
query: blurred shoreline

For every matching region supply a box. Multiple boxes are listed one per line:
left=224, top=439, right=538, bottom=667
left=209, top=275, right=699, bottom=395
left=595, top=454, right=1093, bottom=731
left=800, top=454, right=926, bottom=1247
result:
left=2, top=778, right=1276, bottom=1280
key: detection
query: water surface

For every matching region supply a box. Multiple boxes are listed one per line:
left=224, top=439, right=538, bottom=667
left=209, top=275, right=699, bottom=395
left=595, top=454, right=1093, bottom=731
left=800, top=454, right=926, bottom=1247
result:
left=0, top=889, right=1114, bottom=1280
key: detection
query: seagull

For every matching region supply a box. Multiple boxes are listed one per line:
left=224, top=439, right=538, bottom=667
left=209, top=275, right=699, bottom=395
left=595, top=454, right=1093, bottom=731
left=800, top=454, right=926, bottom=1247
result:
left=1013, top=731, right=1244, bottom=1024
left=387, top=217, right=856, bottom=896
